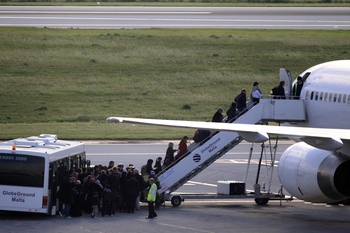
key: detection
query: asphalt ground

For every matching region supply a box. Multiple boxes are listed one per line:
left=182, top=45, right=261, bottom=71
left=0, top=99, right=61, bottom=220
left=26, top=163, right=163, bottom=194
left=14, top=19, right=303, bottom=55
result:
left=2, top=198, right=350, bottom=233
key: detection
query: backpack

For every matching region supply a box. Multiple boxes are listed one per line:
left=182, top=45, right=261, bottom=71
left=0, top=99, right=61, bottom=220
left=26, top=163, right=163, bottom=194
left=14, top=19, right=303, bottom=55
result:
left=103, top=188, right=112, bottom=203
left=271, top=86, right=279, bottom=96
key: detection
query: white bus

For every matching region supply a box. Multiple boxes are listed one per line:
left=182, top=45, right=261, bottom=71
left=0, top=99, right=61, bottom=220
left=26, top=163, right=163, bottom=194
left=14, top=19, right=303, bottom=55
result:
left=0, top=134, right=88, bottom=215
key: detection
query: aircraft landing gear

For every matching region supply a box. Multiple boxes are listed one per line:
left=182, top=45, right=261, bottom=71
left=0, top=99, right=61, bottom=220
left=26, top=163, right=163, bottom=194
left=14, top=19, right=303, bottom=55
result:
left=255, top=198, right=269, bottom=205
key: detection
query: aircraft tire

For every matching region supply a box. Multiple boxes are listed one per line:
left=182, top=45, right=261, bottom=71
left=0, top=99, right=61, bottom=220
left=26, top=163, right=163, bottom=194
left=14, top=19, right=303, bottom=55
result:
left=255, top=198, right=269, bottom=205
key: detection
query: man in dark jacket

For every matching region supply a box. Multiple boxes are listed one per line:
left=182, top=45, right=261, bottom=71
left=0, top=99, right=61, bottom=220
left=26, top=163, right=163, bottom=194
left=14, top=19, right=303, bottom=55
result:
left=271, top=81, right=286, bottom=99
left=106, top=169, right=120, bottom=215
left=226, top=102, right=237, bottom=122
left=211, top=107, right=224, bottom=122
left=235, top=89, right=247, bottom=113
left=58, top=177, right=75, bottom=218
left=126, top=174, right=140, bottom=213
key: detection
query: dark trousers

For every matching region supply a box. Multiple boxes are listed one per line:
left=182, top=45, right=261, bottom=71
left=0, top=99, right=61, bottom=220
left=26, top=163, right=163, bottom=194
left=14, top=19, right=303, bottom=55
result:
left=148, top=201, right=157, bottom=218
left=127, top=195, right=137, bottom=213
left=102, top=201, right=111, bottom=216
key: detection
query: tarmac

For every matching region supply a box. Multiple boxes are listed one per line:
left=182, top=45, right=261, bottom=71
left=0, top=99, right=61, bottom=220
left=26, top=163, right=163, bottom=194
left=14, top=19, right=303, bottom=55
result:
left=2, top=198, right=350, bottom=233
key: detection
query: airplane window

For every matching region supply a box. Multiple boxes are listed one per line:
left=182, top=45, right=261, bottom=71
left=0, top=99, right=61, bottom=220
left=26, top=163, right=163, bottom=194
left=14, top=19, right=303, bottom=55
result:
left=348, top=95, right=350, bottom=104
left=342, top=94, right=346, bottom=103
left=310, top=91, right=314, bottom=100
left=338, top=94, right=342, bottom=103
left=324, top=93, right=328, bottom=102
left=329, top=93, right=333, bottom=102
left=334, top=93, right=338, bottom=102
left=315, top=92, right=319, bottom=101
left=305, top=91, right=309, bottom=100
left=320, top=92, right=323, bottom=101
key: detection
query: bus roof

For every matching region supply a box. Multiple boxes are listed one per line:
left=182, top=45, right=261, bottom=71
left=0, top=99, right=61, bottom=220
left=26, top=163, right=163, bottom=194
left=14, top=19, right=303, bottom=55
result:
left=0, top=134, right=85, bottom=162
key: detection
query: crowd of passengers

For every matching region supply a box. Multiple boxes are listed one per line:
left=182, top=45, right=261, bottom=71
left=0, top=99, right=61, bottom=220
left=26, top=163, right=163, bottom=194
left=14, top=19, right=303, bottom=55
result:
left=57, top=160, right=162, bottom=219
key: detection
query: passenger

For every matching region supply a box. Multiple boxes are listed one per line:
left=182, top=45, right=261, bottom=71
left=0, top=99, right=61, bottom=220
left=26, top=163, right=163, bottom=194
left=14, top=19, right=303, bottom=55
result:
left=292, top=76, right=303, bottom=99
left=58, top=176, right=75, bottom=219
left=175, top=136, right=189, bottom=160
left=82, top=174, right=93, bottom=213
left=96, top=169, right=108, bottom=188
left=87, top=177, right=103, bottom=215
left=134, top=169, right=146, bottom=208
left=198, top=130, right=211, bottom=142
left=126, top=174, right=140, bottom=213
left=119, top=171, right=128, bottom=212
left=271, top=81, right=286, bottom=99
left=106, top=169, right=120, bottom=216
left=146, top=159, right=154, bottom=175
left=154, top=157, right=162, bottom=174
left=117, top=163, right=125, bottom=173
left=70, top=179, right=83, bottom=217
left=251, top=81, right=262, bottom=104
left=101, top=184, right=112, bottom=217
left=107, top=160, right=114, bottom=169
left=235, top=89, right=247, bottom=114
left=146, top=178, right=158, bottom=219
left=164, top=142, right=176, bottom=167
left=211, top=107, right=224, bottom=122
left=148, top=170, right=157, bottom=180
left=90, top=191, right=100, bottom=218
left=226, top=102, right=237, bottom=122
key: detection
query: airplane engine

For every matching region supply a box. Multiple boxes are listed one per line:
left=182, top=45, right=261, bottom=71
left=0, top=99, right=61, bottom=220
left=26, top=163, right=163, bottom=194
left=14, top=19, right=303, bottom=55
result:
left=278, top=142, right=350, bottom=203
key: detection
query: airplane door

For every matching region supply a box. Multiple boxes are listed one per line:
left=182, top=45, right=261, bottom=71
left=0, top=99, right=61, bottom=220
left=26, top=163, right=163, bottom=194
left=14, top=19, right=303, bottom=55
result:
left=279, top=68, right=292, bottom=99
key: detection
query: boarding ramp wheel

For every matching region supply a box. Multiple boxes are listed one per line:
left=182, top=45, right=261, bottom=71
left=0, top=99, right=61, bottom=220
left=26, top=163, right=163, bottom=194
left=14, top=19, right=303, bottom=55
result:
left=165, top=193, right=184, bottom=207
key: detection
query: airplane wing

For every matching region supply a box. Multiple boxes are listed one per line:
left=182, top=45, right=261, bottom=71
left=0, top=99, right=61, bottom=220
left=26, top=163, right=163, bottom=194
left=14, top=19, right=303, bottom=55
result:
left=106, top=117, right=350, bottom=150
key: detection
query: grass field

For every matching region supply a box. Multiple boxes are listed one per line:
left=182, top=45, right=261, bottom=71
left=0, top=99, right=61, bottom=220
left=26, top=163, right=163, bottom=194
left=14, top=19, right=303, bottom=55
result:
left=0, top=27, right=349, bottom=140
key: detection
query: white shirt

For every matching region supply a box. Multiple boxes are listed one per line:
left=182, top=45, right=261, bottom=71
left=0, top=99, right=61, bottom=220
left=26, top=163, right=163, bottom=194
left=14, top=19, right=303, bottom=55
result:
left=252, top=89, right=262, bottom=99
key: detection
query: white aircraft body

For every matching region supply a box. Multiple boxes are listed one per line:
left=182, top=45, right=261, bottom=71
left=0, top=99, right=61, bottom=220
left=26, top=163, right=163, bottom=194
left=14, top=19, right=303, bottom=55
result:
left=107, top=60, right=350, bottom=204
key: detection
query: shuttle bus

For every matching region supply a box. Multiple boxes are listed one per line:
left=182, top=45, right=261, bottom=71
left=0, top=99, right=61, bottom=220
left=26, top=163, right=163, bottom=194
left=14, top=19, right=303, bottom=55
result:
left=0, top=134, right=88, bottom=215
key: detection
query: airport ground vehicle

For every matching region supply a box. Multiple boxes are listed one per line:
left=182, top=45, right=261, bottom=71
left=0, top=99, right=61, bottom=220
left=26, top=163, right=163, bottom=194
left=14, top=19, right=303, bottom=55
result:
left=0, top=134, right=87, bottom=215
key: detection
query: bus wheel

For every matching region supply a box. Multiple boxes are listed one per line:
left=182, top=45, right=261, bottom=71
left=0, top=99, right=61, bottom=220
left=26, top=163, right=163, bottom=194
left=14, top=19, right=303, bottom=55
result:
left=255, top=198, right=269, bottom=205
left=171, top=196, right=182, bottom=207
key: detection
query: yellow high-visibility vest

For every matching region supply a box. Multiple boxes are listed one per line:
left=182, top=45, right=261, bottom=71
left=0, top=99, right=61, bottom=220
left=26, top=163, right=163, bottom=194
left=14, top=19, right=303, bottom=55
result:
left=147, top=183, right=157, bottom=202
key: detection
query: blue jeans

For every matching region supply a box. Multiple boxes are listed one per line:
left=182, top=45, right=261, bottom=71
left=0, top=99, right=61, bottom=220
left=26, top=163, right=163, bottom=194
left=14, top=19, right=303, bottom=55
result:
left=61, top=204, right=71, bottom=217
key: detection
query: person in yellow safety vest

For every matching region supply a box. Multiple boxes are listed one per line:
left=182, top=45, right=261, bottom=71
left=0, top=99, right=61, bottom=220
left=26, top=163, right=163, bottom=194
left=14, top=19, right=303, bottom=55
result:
left=146, top=178, right=158, bottom=219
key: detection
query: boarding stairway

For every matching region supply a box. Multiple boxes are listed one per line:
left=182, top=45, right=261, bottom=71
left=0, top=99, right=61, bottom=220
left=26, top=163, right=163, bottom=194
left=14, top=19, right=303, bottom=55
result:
left=156, top=97, right=306, bottom=206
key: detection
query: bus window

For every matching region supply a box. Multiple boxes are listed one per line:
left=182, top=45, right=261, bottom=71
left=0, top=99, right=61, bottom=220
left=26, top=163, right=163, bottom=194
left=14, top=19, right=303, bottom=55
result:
left=0, top=154, right=45, bottom=188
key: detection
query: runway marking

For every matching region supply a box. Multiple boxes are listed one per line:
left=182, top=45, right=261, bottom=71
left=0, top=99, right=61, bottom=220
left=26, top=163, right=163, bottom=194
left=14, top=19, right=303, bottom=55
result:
left=0, top=11, right=212, bottom=15
left=1, top=16, right=349, bottom=24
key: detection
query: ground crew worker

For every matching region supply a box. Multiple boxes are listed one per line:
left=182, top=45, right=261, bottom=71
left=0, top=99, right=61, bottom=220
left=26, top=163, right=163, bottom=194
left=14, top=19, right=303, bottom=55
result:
left=146, top=178, right=157, bottom=219
left=292, top=76, right=303, bottom=99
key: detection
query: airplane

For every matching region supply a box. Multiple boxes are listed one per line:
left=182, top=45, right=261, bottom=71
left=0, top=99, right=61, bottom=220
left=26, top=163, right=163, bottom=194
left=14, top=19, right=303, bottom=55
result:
left=107, top=60, right=350, bottom=204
